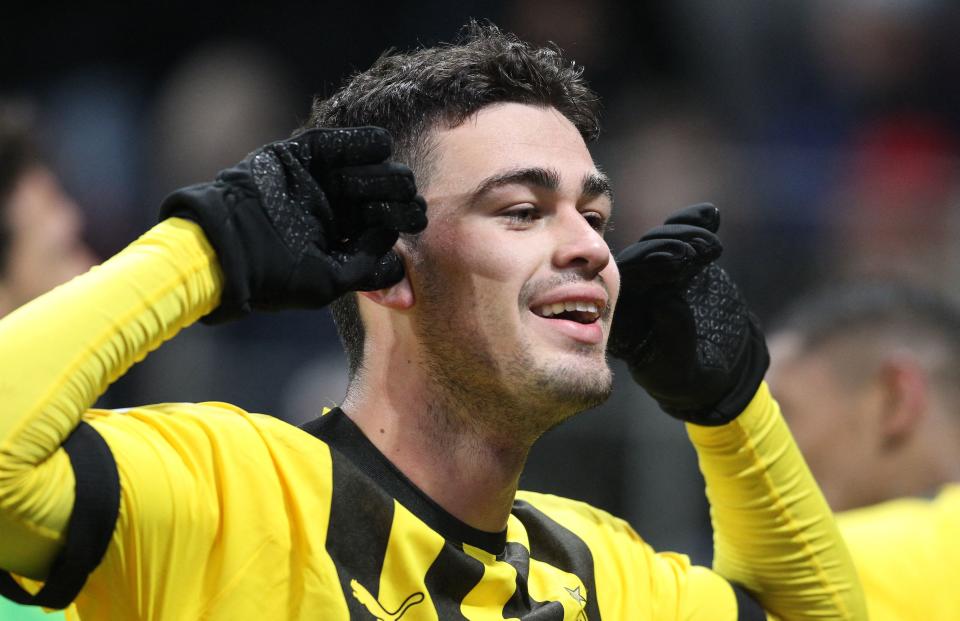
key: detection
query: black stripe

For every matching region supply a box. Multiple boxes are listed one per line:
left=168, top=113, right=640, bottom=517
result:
left=512, top=500, right=601, bottom=620
left=0, top=421, right=120, bottom=609
left=423, top=542, right=484, bottom=620
left=301, top=409, right=507, bottom=554
left=499, top=541, right=565, bottom=620
left=324, top=448, right=396, bottom=617
left=730, top=581, right=767, bottom=621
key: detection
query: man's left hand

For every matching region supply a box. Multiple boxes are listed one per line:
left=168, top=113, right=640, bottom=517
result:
left=608, top=203, right=769, bottom=425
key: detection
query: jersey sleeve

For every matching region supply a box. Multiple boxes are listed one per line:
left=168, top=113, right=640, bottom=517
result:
left=686, top=382, right=867, bottom=620
left=0, top=218, right=222, bottom=602
left=70, top=403, right=342, bottom=620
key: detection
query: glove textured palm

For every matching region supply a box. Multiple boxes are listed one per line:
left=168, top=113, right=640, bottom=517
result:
left=159, top=127, right=427, bottom=323
left=608, top=204, right=769, bottom=425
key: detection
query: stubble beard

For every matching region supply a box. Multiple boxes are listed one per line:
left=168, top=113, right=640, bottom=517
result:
left=413, top=279, right=613, bottom=447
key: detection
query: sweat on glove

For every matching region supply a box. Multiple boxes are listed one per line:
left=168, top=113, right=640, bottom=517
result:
left=608, top=204, right=769, bottom=426
left=159, top=127, right=427, bottom=323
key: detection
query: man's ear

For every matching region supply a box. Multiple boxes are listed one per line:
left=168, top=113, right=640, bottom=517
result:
left=359, top=272, right=414, bottom=310
left=876, top=357, right=929, bottom=448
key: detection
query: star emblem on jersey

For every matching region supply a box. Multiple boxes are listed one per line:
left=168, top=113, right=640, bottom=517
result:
left=565, top=585, right=587, bottom=605
left=350, top=579, right=425, bottom=620
left=565, top=584, right=589, bottom=621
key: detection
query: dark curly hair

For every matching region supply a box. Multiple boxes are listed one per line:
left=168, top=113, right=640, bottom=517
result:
left=304, top=21, right=602, bottom=381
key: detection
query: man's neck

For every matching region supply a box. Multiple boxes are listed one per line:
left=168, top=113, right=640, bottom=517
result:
left=340, top=377, right=533, bottom=534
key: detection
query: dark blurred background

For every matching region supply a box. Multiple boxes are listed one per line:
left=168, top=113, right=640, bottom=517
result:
left=5, top=0, right=960, bottom=563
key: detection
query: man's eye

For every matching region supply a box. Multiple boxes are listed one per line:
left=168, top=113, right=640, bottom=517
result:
left=502, top=206, right=539, bottom=224
left=583, top=212, right=608, bottom=233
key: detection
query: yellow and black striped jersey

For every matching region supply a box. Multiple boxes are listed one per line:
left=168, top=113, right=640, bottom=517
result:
left=8, top=402, right=759, bottom=619
left=0, top=219, right=866, bottom=620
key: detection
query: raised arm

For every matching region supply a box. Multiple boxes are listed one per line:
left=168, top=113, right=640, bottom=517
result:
left=608, top=204, right=867, bottom=619
left=0, top=127, right=426, bottom=606
left=0, top=218, right=222, bottom=580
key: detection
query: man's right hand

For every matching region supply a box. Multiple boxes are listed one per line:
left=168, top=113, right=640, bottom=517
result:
left=159, top=127, right=427, bottom=323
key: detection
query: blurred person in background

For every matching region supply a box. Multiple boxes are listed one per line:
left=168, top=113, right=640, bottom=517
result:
left=768, top=280, right=960, bottom=621
left=0, top=104, right=95, bottom=318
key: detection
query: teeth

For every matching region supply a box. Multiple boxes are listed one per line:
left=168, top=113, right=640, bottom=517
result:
left=537, top=301, right=600, bottom=317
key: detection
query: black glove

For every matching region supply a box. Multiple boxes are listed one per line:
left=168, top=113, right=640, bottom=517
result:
left=608, top=204, right=769, bottom=425
left=159, top=127, right=427, bottom=323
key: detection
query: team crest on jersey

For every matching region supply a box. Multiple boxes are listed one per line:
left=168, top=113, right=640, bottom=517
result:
left=350, top=579, right=425, bottom=620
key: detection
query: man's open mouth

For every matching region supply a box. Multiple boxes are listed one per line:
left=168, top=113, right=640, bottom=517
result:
left=532, top=301, right=601, bottom=324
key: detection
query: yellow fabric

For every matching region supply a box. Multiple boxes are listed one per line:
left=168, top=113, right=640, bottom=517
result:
left=838, top=484, right=960, bottom=621
left=688, top=384, right=868, bottom=620
left=82, top=403, right=348, bottom=619
left=0, top=218, right=221, bottom=579
left=6, top=398, right=749, bottom=620
left=514, top=491, right=743, bottom=620
left=0, top=217, right=861, bottom=619
left=80, top=404, right=752, bottom=620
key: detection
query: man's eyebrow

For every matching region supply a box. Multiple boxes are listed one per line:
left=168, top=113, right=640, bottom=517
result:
left=468, top=167, right=561, bottom=206
left=582, top=171, right=613, bottom=201
left=467, top=166, right=612, bottom=208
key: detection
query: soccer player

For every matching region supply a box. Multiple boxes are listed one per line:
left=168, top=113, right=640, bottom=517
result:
left=768, top=281, right=960, bottom=621
left=0, top=24, right=864, bottom=620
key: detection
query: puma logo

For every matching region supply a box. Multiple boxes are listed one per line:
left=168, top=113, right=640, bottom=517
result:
left=350, top=579, right=425, bottom=620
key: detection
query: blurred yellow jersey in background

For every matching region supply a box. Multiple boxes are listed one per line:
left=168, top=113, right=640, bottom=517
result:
left=839, top=484, right=960, bottom=621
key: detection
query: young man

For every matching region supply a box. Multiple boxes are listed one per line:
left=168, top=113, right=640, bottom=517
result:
left=0, top=24, right=864, bottom=620
left=768, top=281, right=960, bottom=621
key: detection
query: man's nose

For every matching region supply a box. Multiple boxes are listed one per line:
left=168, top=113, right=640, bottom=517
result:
left=551, top=208, right=611, bottom=276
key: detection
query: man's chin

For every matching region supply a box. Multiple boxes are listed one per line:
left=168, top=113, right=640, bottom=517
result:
left=467, top=353, right=613, bottom=441
left=534, top=361, right=613, bottom=412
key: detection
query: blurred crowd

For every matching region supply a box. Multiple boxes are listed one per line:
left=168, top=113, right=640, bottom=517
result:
left=5, top=0, right=960, bottom=566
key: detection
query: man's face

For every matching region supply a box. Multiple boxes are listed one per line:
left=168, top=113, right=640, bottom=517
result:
left=767, top=334, right=887, bottom=511
left=407, top=103, right=618, bottom=429
left=2, top=166, right=94, bottom=308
